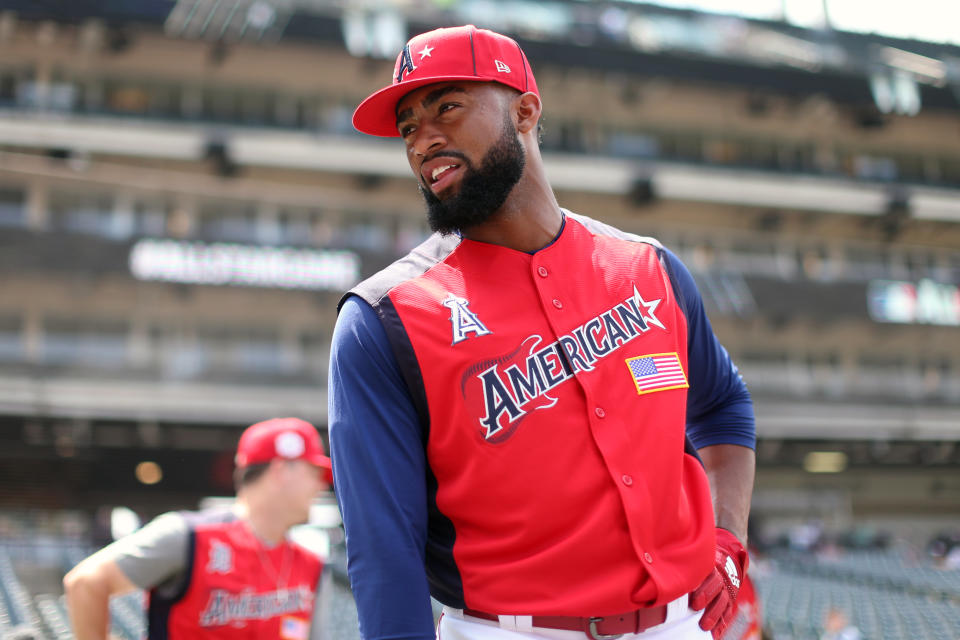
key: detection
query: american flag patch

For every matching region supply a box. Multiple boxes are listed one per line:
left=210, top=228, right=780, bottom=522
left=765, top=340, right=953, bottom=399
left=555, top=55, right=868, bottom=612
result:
left=625, top=352, right=689, bottom=395
left=280, top=616, right=309, bottom=640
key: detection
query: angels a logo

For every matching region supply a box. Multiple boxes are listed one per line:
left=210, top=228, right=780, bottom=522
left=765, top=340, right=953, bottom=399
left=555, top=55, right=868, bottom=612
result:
left=207, top=539, right=232, bottom=574
left=462, top=285, right=665, bottom=442
left=395, top=44, right=417, bottom=83
left=444, top=293, right=491, bottom=345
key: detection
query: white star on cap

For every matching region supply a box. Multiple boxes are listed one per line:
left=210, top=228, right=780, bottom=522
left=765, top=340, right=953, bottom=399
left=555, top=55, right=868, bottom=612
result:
left=418, top=44, right=433, bottom=60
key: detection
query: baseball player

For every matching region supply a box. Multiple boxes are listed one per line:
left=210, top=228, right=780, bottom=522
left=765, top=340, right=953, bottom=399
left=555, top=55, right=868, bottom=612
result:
left=63, top=417, right=334, bottom=640
left=329, top=24, right=755, bottom=640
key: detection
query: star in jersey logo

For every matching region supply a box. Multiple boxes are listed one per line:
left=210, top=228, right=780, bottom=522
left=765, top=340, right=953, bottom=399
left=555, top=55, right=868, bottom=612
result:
left=632, top=285, right=664, bottom=330
left=417, top=44, right=433, bottom=60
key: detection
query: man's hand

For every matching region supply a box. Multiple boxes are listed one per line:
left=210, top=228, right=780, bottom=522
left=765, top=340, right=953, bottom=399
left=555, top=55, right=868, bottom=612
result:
left=689, top=527, right=749, bottom=640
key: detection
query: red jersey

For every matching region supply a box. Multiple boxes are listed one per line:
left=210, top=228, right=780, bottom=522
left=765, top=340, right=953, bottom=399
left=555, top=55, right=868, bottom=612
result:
left=148, top=512, right=323, bottom=639
left=357, top=213, right=715, bottom=615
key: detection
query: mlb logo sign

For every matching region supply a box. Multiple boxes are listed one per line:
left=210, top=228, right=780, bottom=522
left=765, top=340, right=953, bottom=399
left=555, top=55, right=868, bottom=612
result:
left=625, top=352, right=689, bottom=395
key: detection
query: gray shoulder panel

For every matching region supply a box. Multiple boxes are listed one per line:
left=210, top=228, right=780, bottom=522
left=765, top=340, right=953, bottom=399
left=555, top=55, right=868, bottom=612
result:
left=111, top=511, right=190, bottom=592
left=563, top=209, right=663, bottom=249
left=339, top=232, right=461, bottom=311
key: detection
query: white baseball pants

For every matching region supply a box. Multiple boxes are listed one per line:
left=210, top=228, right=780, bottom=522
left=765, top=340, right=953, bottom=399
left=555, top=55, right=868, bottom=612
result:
left=437, top=595, right=711, bottom=640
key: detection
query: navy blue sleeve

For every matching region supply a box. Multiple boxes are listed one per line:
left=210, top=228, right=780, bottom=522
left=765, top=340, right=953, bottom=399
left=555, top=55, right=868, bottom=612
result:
left=328, top=296, right=436, bottom=640
left=663, top=248, right=756, bottom=450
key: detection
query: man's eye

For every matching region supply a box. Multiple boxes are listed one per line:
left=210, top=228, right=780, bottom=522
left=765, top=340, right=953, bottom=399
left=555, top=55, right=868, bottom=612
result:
left=400, top=125, right=415, bottom=137
left=438, top=102, right=458, bottom=114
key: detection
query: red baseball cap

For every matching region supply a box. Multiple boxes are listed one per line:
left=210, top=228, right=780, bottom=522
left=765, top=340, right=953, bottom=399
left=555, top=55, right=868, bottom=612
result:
left=353, top=24, right=540, bottom=137
left=235, top=417, right=332, bottom=483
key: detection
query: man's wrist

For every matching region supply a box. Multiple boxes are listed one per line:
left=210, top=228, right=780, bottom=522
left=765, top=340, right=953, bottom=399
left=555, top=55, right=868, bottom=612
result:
left=715, top=526, right=749, bottom=574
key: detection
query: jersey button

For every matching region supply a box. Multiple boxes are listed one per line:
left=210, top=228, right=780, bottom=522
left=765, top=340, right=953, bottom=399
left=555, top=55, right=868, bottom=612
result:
left=644, top=552, right=653, bottom=563
left=537, top=266, right=549, bottom=277
left=552, top=298, right=563, bottom=309
left=594, top=407, right=605, bottom=418
left=621, top=474, right=633, bottom=486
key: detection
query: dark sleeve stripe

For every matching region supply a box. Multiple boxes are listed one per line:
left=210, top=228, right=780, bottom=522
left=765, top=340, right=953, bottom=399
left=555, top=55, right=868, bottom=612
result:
left=656, top=248, right=704, bottom=465
left=376, top=295, right=431, bottom=435
left=424, top=463, right=464, bottom=608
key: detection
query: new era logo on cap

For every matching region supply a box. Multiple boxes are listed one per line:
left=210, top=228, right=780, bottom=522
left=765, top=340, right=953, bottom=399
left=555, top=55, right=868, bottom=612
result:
left=352, top=24, right=540, bottom=137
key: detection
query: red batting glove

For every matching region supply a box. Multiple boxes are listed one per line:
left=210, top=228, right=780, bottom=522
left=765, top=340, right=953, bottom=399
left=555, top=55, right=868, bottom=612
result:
left=689, top=527, right=749, bottom=640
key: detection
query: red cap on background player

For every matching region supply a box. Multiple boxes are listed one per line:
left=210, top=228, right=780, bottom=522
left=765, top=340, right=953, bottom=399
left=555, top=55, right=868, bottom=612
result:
left=235, top=417, right=332, bottom=484
left=353, top=24, right=540, bottom=137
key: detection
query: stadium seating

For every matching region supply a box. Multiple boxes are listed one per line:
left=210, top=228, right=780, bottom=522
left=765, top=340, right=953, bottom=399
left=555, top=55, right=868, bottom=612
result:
left=0, top=581, right=10, bottom=634
left=34, top=594, right=73, bottom=640
left=0, top=551, right=41, bottom=631
left=755, top=547, right=960, bottom=639
left=108, top=591, right=146, bottom=640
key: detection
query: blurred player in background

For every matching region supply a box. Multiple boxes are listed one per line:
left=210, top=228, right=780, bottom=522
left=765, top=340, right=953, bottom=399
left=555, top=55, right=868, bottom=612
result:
left=330, top=24, right=755, bottom=640
left=820, top=607, right=862, bottom=640
left=63, top=417, right=333, bottom=640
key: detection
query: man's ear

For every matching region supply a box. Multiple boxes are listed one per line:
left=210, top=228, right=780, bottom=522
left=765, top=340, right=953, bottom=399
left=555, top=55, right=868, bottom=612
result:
left=514, top=91, right=542, bottom=134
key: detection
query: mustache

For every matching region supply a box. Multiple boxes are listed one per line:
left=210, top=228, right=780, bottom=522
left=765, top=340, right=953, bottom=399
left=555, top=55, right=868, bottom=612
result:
left=422, top=150, right=469, bottom=166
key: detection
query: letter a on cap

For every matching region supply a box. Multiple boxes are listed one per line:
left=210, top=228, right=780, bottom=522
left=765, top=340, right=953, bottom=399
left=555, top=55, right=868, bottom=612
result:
left=396, top=44, right=417, bottom=82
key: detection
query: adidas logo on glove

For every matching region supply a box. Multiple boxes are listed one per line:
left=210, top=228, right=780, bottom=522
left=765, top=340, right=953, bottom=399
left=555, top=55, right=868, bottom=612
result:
left=724, top=556, right=741, bottom=588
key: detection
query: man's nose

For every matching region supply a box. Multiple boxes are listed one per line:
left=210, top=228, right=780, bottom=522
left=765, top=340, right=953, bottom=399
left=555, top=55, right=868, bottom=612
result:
left=410, top=120, right=446, bottom=159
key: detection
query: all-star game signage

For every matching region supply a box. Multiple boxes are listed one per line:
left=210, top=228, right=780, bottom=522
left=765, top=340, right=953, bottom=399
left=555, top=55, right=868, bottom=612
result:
left=129, top=238, right=359, bottom=291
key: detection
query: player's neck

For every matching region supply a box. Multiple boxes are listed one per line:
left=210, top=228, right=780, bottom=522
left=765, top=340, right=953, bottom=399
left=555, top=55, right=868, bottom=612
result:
left=461, top=166, right=561, bottom=253
left=234, top=497, right=287, bottom=545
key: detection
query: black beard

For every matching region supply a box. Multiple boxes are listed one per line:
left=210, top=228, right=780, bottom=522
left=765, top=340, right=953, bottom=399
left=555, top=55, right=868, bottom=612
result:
left=419, top=116, right=525, bottom=236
